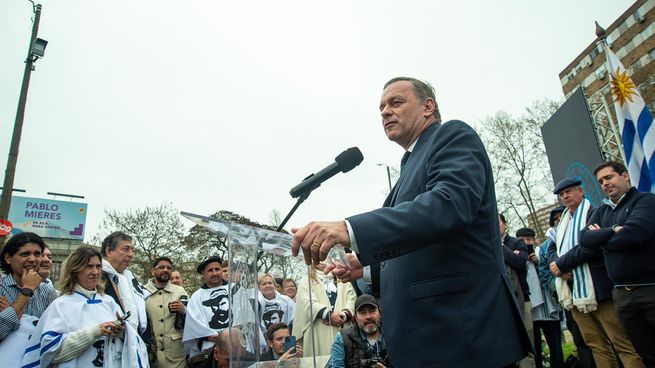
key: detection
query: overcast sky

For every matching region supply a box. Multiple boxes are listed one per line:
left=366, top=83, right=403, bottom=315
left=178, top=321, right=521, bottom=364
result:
left=0, top=0, right=631, bottom=243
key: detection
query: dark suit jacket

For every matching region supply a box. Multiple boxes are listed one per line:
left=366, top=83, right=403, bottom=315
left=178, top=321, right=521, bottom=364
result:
left=347, top=121, right=531, bottom=367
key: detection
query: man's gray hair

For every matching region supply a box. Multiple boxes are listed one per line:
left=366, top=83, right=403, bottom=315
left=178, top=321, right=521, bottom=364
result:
left=101, top=231, right=133, bottom=256
left=384, top=77, right=441, bottom=123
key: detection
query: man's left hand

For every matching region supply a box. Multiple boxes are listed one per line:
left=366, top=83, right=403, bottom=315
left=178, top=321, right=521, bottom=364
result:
left=291, top=221, right=350, bottom=265
left=549, top=261, right=561, bottom=276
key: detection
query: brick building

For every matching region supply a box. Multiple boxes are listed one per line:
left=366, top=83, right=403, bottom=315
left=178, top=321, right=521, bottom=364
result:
left=559, top=0, right=655, bottom=112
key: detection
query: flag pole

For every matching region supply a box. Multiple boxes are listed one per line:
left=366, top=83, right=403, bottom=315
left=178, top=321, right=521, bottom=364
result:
left=595, top=21, right=628, bottom=164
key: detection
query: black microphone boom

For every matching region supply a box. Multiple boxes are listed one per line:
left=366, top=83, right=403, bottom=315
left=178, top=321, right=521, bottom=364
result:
left=289, top=147, right=364, bottom=198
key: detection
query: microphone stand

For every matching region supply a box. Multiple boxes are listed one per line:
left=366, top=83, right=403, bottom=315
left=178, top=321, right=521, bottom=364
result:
left=276, top=191, right=310, bottom=232
left=276, top=189, right=318, bottom=368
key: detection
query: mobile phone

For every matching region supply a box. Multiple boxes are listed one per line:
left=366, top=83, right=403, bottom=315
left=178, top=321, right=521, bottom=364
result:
left=117, top=310, right=131, bottom=324
left=283, top=335, right=296, bottom=353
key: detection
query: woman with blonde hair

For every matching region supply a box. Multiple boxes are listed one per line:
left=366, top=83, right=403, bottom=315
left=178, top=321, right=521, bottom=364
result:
left=20, top=246, right=149, bottom=367
left=257, top=273, right=296, bottom=332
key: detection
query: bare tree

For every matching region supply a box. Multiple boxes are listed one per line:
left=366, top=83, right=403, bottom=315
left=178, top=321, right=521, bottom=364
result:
left=94, top=202, right=186, bottom=281
left=479, top=99, right=560, bottom=238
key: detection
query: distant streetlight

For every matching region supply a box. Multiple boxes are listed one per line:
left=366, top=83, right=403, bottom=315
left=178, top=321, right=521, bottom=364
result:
left=0, top=2, right=46, bottom=239
left=47, top=192, right=85, bottom=200
left=376, top=163, right=393, bottom=192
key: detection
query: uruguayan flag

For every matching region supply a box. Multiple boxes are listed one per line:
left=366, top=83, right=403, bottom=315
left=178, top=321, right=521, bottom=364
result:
left=603, top=42, right=655, bottom=193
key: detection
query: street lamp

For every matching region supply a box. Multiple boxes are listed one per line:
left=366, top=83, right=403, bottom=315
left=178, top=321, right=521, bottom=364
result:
left=31, top=37, right=48, bottom=60
left=376, top=163, right=393, bottom=192
left=0, top=2, right=46, bottom=240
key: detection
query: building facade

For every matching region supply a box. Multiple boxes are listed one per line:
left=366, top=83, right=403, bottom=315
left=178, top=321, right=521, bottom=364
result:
left=559, top=0, right=655, bottom=111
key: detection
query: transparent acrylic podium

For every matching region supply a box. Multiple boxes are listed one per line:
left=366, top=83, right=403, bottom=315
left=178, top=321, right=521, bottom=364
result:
left=182, top=211, right=348, bottom=368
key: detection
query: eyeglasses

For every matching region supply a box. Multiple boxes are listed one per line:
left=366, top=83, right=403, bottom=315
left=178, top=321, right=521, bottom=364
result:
left=154, top=265, right=173, bottom=271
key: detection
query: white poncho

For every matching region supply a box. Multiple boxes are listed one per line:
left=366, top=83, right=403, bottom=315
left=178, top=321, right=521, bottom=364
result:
left=20, top=291, right=148, bottom=368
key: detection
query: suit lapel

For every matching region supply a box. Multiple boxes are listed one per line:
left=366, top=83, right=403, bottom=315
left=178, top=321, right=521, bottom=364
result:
left=386, top=123, right=440, bottom=207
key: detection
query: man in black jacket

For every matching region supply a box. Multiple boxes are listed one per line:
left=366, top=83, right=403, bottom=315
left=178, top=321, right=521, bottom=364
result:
left=499, top=215, right=533, bottom=368
left=581, top=160, right=655, bottom=367
left=548, top=178, right=643, bottom=368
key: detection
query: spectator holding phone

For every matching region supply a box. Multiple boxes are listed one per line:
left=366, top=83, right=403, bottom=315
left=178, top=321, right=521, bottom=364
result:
left=261, top=323, right=303, bottom=362
left=20, top=246, right=149, bottom=367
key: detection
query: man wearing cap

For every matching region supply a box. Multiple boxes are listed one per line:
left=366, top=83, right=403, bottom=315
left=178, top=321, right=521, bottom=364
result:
left=183, top=256, right=229, bottom=357
left=580, top=160, right=655, bottom=366
left=331, top=294, right=391, bottom=368
left=548, top=178, right=643, bottom=368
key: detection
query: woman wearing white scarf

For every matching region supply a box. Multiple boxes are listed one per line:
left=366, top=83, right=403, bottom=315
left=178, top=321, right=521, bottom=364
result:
left=20, top=247, right=148, bottom=368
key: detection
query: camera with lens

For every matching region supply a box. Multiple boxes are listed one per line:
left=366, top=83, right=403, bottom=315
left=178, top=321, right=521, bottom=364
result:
left=360, top=356, right=385, bottom=368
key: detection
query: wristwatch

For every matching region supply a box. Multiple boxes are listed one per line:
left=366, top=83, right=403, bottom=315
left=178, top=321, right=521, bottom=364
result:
left=20, top=287, right=34, bottom=297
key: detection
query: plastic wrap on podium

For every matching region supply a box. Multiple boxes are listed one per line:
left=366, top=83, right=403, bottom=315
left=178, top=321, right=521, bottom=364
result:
left=182, top=211, right=346, bottom=368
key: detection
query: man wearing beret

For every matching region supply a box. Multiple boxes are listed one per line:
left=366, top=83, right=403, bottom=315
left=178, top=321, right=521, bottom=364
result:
left=548, top=178, right=643, bottom=368
left=183, top=256, right=229, bottom=357
left=580, top=160, right=655, bottom=367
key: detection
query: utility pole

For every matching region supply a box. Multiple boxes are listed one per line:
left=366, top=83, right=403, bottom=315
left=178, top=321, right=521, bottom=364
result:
left=0, top=3, right=44, bottom=240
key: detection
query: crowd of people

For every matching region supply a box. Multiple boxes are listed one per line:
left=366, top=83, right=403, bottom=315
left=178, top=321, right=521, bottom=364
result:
left=500, top=160, right=654, bottom=368
left=2, top=77, right=654, bottom=367
left=0, top=229, right=391, bottom=367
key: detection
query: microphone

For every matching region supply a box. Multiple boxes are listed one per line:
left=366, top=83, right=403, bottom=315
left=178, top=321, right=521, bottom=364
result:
left=174, top=295, right=188, bottom=330
left=289, top=147, right=364, bottom=198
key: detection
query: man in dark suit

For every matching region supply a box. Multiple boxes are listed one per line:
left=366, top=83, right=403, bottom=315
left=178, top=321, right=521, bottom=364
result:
left=291, top=77, right=530, bottom=367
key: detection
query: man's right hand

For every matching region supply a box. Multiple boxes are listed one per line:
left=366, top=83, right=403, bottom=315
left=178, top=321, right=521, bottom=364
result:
left=324, top=253, right=363, bottom=282
left=22, top=269, right=42, bottom=290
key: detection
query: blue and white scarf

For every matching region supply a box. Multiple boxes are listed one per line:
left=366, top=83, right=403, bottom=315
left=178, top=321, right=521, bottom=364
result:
left=555, top=198, right=597, bottom=313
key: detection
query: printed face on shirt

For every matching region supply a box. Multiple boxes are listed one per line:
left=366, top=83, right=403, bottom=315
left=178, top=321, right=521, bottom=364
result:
left=596, top=167, right=631, bottom=202
left=203, top=288, right=230, bottom=329
left=259, top=276, right=276, bottom=299
left=263, top=308, right=283, bottom=329
left=201, top=262, right=223, bottom=288
left=4, top=242, right=42, bottom=277
left=558, top=186, right=584, bottom=212
left=356, top=305, right=381, bottom=335
left=152, top=260, right=173, bottom=284
left=171, top=271, right=183, bottom=286
left=105, top=239, right=134, bottom=273
left=379, top=80, right=435, bottom=150
left=77, top=256, right=103, bottom=291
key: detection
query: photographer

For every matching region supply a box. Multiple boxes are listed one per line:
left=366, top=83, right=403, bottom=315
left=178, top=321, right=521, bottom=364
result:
left=330, top=294, right=391, bottom=368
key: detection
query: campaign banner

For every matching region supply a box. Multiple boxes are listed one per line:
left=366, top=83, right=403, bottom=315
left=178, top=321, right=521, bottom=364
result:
left=8, top=196, right=87, bottom=240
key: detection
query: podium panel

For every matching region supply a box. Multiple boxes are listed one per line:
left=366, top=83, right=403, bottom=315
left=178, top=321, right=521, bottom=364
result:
left=182, top=211, right=347, bottom=368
